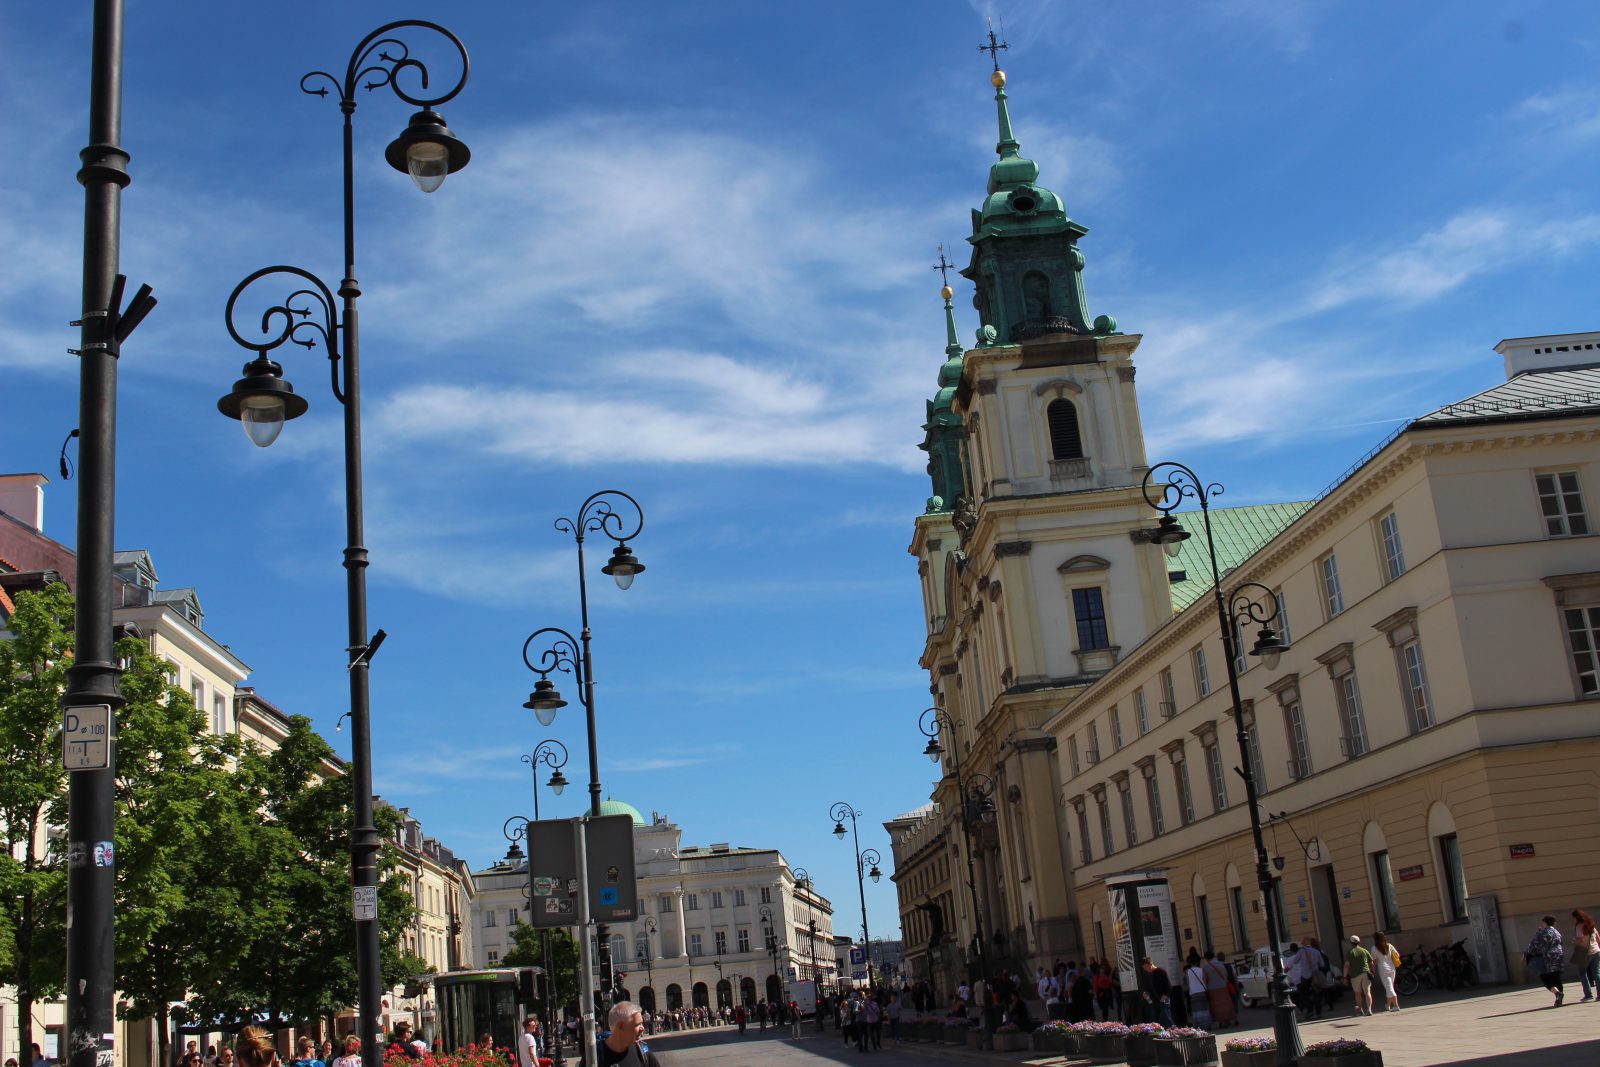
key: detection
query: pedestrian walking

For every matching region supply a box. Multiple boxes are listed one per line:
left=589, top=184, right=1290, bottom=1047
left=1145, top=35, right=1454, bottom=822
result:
left=329, top=1037, right=360, bottom=1067
left=1343, top=935, right=1374, bottom=1017
left=1526, top=915, right=1566, bottom=1006
left=289, top=1037, right=324, bottom=1067
left=235, top=1028, right=278, bottom=1067
left=1204, top=951, right=1237, bottom=1027
left=1373, top=932, right=1401, bottom=1012
left=1571, top=910, right=1600, bottom=1002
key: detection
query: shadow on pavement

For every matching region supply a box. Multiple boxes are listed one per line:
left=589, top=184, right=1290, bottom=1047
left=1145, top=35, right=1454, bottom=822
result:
left=1429, top=1039, right=1600, bottom=1066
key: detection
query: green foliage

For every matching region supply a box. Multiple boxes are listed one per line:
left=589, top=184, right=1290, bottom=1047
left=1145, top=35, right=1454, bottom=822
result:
left=502, top=925, right=579, bottom=1013
left=0, top=585, right=73, bottom=1053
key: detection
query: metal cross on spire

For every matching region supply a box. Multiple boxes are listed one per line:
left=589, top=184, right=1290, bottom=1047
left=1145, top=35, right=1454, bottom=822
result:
left=978, top=17, right=1009, bottom=70
left=932, top=244, right=957, bottom=286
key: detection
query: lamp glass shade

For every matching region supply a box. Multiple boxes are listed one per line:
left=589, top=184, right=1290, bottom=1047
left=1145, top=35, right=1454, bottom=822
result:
left=602, top=544, right=645, bottom=590
left=1260, top=646, right=1282, bottom=671
left=1162, top=537, right=1185, bottom=559
left=533, top=704, right=557, bottom=728
left=611, top=569, right=636, bottom=591
left=240, top=394, right=287, bottom=448
left=868, top=866, right=881, bottom=883
left=923, top=738, right=942, bottom=763
left=832, top=821, right=846, bottom=838
left=548, top=770, right=568, bottom=795
left=407, top=141, right=451, bottom=193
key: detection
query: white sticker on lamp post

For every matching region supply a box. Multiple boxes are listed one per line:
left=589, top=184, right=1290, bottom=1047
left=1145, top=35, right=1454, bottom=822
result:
left=63, top=704, right=112, bottom=771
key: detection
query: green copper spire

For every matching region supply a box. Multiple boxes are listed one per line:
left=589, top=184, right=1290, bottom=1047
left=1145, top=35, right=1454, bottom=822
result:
left=922, top=248, right=969, bottom=514
left=961, top=56, right=1119, bottom=345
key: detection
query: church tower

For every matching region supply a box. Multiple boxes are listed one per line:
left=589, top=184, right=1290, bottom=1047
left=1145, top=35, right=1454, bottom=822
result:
left=908, top=37, right=1173, bottom=982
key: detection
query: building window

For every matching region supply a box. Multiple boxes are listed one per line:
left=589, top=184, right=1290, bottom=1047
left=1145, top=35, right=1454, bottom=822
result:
left=1379, top=510, right=1406, bottom=581
left=1320, top=554, right=1344, bottom=617
left=484, top=912, right=496, bottom=928
left=1173, top=756, right=1196, bottom=825
left=1160, top=668, right=1177, bottom=720
left=636, top=935, right=650, bottom=960
left=1135, top=689, right=1150, bottom=734
left=711, top=891, right=724, bottom=909
left=1537, top=471, right=1589, bottom=536
left=761, top=886, right=771, bottom=903
left=689, top=932, right=702, bottom=956
left=1087, top=722, right=1102, bottom=763
left=1144, top=771, right=1165, bottom=836
left=1047, top=399, right=1083, bottom=460
left=1196, top=895, right=1214, bottom=952
left=714, top=931, right=727, bottom=954
left=734, top=889, right=746, bottom=906
left=1230, top=616, right=1249, bottom=676
left=212, top=693, right=228, bottom=735
left=1076, top=805, right=1093, bottom=865
left=1073, top=587, right=1110, bottom=650
left=1109, top=706, right=1124, bottom=750
left=1284, top=700, right=1311, bottom=780
left=1096, top=794, right=1115, bottom=856
left=660, top=894, right=674, bottom=913
left=686, top=893, right=699, bottom=911
left=1193, top=647, right=1210, bottom=697
left=508, top=909, right=519, bottom=926
left=1399, top=640, right=1434, bottom=731
left=1438, top=833, right=1468, bottom=923
left=1205, top=741, right=1228, bottom=813
left=1371, top=850, right=1402, bottom=931
left=1068, top=736, right=1081, bottom=776
left=486, top=949, right=499, bottom=965
left=1244, top=715, right=1267, bottom=792
left=737, top=928, right=750, bottom=953
left=1117, top=780, right=1138, bottom=848
left=1566, top=603, right=1600, bottom=695
left=1274, top=590, right=1292, bottom=647
left=1228, top=886, right=1248, bottom=953
left=191, top=679, right=205, bottom=713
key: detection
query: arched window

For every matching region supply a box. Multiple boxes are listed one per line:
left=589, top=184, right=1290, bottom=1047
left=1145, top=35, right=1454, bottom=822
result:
left=1047, top=399, right=1083, bottom=460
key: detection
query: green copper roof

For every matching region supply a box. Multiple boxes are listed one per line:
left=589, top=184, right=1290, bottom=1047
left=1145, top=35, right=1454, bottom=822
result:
left=598, top=798, right=646, bottom=826
left=1164, top=502, right=1313, bottom=612
left=972, top=68, right=1071, bottom=241
left=921, top=285, right=970, bottom=514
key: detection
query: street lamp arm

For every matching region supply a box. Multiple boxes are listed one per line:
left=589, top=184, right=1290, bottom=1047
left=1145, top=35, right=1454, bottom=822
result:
left=1141, top=460, right=1223, bottom=517
left=528, top=738, right=571, bottom=772
left=828, top=801, right=861, bottom=825
left=556, top=489, right=646, bottom=546
left=522, top=627, right=583, bottom=685
left=859, top=847, right=883, bottom=869
left=299, top=20, right=471, bottom=109
left=502, top=813, right=534, bottom=847
left=1228, top=581, right=1281, bottom=627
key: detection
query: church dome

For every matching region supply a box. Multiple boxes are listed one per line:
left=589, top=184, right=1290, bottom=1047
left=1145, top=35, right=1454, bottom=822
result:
left=598, top=797, right=646, bottom=826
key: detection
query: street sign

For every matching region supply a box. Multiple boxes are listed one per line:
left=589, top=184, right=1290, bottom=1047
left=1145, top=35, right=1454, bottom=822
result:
left=848, top=947, right=866, bottom=965
left=352, top=885, right=378, bottom=921
left=63, top=704, right=112, bottom=771
left=526, top=815, right=638, bottom=928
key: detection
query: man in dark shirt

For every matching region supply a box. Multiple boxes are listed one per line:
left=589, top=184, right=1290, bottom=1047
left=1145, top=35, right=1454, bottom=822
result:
left=1141, top=957, right=1175, bottom=1027
left=599, top=1002, right=662, bottom=1067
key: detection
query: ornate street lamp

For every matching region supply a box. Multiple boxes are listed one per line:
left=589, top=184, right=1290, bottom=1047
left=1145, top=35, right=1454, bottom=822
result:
left=827, top=802, right=881, bottom=990
left=759, top=904, right=783, bottom=1006
left=519, top=491, right=645, bottom=1031
left=916, top=708, right=995, bottom=996
left=1141, top=461, right=1298, bottom=1065
left=516, top=740, right=570, bottom=1065
left=216, top=24, right=469, bottom=1067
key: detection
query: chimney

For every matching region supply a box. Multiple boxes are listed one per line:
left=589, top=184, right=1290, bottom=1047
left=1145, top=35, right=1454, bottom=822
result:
left=0, top=473, right=48, bottom=531
left=1494, top=331, right=1600, bottom=380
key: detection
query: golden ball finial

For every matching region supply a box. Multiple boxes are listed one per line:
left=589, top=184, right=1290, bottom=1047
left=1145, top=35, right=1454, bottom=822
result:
left=992, top=69, right=1006, bottom=89
left=941, top=284, right=954, bottom=300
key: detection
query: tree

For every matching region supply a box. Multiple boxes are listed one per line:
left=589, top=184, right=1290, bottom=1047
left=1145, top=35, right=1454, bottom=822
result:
left=502, top=925, right=579, bottom=1018
left=111, top=631, right=257, bottom=1066
left=0, top=585, right=72, bottom=1058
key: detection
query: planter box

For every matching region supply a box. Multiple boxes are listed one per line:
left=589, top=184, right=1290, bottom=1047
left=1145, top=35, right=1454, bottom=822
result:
left=966, top=1027, right=985, bottom=1049
left=1078, top=1033, right=1128, bottom=1064
left=992, top=1031, right=1030, bottom=1052
left=919, top=1021, right=943, bottom=1042
left=940, top=1026, right=968, bottom=1045
left=1304, top=1055, right=1383, bottom=1067
left=1126, top=1032, right=1159, bottom=1066
left=1220, top=1052, right=1275, bottom=1067
left=1157, top=1035, right=1219, bottom=1066
left=1032, top=1030, right=1073, bottom=1054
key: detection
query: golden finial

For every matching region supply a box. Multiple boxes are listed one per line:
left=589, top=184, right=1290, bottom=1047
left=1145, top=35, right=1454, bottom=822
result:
left=992, top=70, right=1006, bottom=89
left=941, top=284, right=954, bottom=300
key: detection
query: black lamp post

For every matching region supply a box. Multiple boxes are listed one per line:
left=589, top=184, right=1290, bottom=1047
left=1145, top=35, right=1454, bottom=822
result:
left=519, top=489, right=645, bottom=1013
left=759, top=904, right=782, bottom=1006
left=1141, top=461, right=1296, bottom=1065
left=215, top=23, right=469, bottom=1067
left=713, top=954, right=726, bottom=1011
left=827, top=802, right=881, bottom=990
left=519, top=740, right=569, bottom=1066
left=916, top=707, right=997, bottom=997
left=63, top=8, right=160, bottom=1067
left=792, top=868, right=816, bottom=982
left=637, top=916, right=657, bottom=1017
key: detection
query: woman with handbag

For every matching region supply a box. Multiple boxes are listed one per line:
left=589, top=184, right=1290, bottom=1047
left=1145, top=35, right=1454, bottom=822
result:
left=1525, top=915, right=1566, bottom=1006
left=1571, top=910, right=1600, bottom=1001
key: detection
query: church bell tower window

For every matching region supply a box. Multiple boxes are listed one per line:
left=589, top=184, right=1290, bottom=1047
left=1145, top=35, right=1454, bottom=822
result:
left=1047, top=399, right=1083, bottom=461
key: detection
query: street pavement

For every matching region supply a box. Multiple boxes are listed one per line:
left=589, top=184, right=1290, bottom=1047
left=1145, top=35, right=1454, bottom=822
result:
left=643, top=985, right=1600, bottom=1065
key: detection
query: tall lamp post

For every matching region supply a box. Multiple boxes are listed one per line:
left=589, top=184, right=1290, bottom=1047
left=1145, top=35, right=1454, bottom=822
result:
left=520, top=740, right=569, bottom=1065
left=64, top=8, right=160, bottom=1067
left=216, top=23, right=469, bottom=1067
left=520, top=489, right=646, bottom=1014
left=916, top=707, right=997, bottom=997
left=1141, top=461, right=1297, bottom=1066
left=636, top=915, right=657, bottom=1016
left=792, top=868, right=816, bottom=982
left=827, top=802, right=881, bottom=990
left=759, top=905, right=782, bottom=1006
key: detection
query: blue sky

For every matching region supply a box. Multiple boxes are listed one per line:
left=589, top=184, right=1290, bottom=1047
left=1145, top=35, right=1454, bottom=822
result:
left=5, top=1, right=1600, bottom=945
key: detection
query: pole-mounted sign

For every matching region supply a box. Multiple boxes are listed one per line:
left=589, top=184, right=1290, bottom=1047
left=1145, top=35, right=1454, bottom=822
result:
left=63, top=705, right=112, bottom=771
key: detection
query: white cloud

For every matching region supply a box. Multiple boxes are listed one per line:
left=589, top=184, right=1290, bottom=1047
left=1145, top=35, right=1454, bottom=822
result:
left=1516, top=86, right=1600, bottom=145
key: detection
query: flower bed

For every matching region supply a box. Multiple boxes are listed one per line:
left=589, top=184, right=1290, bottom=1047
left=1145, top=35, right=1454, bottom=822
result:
left=1125, top=1024, right=1163, bottom=1067
left=1071, top=1021, right=1132, bottom=1064
left=1032, top=1020, right=1074, bottom=1054
left=1156, top=1028, right=1219, bottom=1066
left=1303, top=1038, right=1383, bottom=1067
left=992, top=1023, right=1029, bottom=1052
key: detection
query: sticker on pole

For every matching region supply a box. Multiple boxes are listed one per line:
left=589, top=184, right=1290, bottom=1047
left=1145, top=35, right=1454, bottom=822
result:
left=63, top=704, right=112, bottom=771
left=352, top=885, right=378, bottom=921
